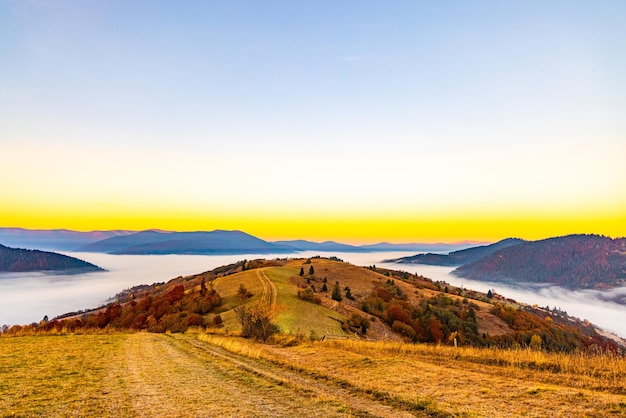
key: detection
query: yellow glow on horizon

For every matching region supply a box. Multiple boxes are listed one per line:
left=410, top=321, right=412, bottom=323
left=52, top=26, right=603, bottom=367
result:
left=2, top=201, right=624, bottom=244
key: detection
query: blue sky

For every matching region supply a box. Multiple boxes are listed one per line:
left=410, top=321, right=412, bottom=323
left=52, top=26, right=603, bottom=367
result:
left=1, top=1, right=625, bottom=242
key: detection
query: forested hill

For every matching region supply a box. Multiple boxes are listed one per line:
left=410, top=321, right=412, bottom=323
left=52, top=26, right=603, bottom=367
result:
left=0, top=244, right=103, bottom=273
left=388, top=238, right=525, bottom=266
left=453, top=235, right=626, bottom=290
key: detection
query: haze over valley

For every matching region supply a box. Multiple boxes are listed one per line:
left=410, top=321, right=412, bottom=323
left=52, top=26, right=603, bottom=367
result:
left=2, top=239, right=625, bottom=340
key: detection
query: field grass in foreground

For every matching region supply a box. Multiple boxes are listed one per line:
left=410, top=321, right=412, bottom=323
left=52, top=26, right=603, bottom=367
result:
left=1, top=332, right=626, bottom=417
left=0, top=333, right=132, bottom=417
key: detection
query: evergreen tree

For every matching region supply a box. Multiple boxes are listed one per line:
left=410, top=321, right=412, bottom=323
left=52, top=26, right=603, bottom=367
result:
left=487, top=289, right=493, bottom=299
left=332, top=281, right=343, bottom=301
left=309, top=265, right=315, bottom=275
left=299, top=267, right=304, bottom=276
left=321, top=283, right=328, bottom=292
left=468, top=307, right=476, bottom=322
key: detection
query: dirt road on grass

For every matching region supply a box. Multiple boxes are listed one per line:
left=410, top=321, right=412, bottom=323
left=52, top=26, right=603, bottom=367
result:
left=257, top=269, right=277, bottom=308
left=111, top=333, right=418, bottom=418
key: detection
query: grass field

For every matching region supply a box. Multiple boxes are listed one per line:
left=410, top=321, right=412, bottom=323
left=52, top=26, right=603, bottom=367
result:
left=2, top=332, right=625, bottom=417
left=208, top=262, right=347, bottom=337
left=264, top=266, right=346, bottom=336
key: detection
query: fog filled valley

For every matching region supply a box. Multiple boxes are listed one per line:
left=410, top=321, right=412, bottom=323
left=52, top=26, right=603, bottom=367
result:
left=1, top=250, right=625, bottom=339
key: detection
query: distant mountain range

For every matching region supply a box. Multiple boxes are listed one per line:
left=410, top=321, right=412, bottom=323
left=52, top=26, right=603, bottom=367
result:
left=0, top=227, right=478, bottom=255
left=391, top=234, right=626, bottom=291
left=386, top=238, right=526, bottom=266
left=77, top=230, right=296, bottom=255
left=0, top=243, right=103, bottom=273
left=0, top=228, right=134, bottom=251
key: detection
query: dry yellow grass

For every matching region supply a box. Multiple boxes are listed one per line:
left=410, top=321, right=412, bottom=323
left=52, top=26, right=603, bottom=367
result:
left=1, top=333, right=403, bottom=417
left=194, top=331, right=626, bottom=417
left=2, top=331, right=625, bottom=417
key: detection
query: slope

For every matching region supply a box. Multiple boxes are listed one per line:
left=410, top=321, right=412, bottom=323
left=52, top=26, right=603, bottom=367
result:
left=20, top=257, right=621, bottom=353
left=454, top=234, right=626, bottom=290
left=0, top=243, right=104, bottom=273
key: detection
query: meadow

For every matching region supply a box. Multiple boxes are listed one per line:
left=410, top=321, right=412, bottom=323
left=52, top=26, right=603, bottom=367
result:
left=1, top=331, right=625, bottom=417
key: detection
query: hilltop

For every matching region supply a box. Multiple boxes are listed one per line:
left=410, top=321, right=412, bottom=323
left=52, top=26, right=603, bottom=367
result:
left=454, top=234, right=626, bottom=290
left=0, top=243, right=103, bottom=273
left=16, top=257, right=621, bottom=353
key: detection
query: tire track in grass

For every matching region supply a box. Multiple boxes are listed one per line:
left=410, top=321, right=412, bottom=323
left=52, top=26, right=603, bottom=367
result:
left=257, top=269, right=277, bottom=308
left=181, top=334, right=421, bottom=418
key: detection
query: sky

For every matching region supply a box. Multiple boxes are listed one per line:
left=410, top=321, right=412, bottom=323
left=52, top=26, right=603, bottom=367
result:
left=1, top=1, right=625, bottom=244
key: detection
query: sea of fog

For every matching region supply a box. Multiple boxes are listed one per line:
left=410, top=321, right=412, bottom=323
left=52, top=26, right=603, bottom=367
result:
left=1, top=251, right=625, bottom=339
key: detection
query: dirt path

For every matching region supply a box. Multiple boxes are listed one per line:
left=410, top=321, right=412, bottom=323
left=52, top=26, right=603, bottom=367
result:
left=184, top=335, right=419, bottom=417
left=257, top=269, right=277, bottom=308
left=109, top=333, right=418, bottom=417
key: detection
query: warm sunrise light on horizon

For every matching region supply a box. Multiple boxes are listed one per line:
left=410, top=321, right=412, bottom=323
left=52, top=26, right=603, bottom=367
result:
left=1, top=1, right=625, bottom=244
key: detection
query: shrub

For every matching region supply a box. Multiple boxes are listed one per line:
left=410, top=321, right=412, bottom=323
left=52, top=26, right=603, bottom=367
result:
left=238, top=284, right=253, bottom=300
left=298, top=286, right=315, bottom=302
left=186, top=313, right=204, bottom=327
left=392, top=321, right=417, bottom=340
left=234, top=304, right=279, bottom=342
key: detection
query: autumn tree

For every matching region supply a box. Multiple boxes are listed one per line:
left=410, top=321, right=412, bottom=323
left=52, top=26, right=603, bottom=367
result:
left=200, top=277, right=207, bottom=296
left=530, top=334, right=543, bottom=351
left=234, top=304, right=279, bottom=342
